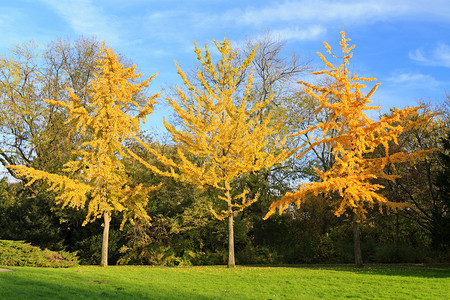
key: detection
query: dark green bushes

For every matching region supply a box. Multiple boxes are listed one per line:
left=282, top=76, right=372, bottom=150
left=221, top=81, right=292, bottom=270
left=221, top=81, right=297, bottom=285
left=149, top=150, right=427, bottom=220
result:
left=0, top=240, right=78, bottom=267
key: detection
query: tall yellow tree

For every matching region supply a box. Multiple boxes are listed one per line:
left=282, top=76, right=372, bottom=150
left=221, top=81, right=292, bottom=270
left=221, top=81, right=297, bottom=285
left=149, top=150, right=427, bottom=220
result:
left=8, top=44, right=160, bottom=267
left=130, top=38, right=293, bottom=268
left=264, top=31, right=437, bottom=267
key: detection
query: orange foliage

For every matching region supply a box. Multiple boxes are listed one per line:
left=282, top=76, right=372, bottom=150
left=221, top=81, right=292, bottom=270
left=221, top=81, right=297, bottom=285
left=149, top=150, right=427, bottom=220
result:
left=265, top=31, right=437, bottom=220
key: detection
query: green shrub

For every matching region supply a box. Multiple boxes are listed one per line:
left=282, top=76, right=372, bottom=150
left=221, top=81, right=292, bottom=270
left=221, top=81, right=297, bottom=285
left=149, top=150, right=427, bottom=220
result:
left=237, top=244, right=279, bottom=265
left=118, top=244, right=179, bottom=266
left=0, top=240, right=78, bottom=267
left=313, top=235, right=337, bottom=263
left=188, top=249, right=227, bottom=266
left=374, top=243, right=419, bottom=263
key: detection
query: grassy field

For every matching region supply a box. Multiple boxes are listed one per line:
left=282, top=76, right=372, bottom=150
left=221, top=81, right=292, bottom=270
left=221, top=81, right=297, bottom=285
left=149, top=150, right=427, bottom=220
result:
left=0, top=265, right=448, bottom=299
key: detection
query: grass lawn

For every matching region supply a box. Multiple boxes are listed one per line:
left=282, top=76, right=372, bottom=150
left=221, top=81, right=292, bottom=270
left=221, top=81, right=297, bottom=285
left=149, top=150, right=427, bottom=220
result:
left=0, top=265, right=448, bottom=299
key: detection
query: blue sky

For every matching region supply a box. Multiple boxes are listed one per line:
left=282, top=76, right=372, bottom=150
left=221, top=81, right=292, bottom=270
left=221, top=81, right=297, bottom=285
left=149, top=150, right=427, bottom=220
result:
left=1, top=0, right=449, bottom=134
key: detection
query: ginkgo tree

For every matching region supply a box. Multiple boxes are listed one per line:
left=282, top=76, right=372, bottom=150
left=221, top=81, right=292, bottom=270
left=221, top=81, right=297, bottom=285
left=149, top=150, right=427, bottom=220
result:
left=8, top=44, right=161, bottom=267
left=0, top=38, right=99, bottom=178
left=129, top=38, right=294, bottom=268
left=264, top=31, right=437, bottom=267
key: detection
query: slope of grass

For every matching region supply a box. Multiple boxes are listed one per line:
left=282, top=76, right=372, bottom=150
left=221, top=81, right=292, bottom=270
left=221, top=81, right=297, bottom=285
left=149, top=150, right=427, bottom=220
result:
left=0, top=265, right=448, bottom=299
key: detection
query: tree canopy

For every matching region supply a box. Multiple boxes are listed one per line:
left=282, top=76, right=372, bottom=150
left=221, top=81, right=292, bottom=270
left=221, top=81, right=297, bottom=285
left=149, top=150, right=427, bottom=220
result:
left=129, top=38, right=294, bottom=267
left=266, top=31, right=437, bottom=220
left=8, top=44, right=161, bottom=266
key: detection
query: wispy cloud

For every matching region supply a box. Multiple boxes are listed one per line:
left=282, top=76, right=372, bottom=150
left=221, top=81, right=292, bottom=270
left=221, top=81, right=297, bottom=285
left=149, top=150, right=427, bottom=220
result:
left=266, top=25, right=327, bottom=42
left=223, top=0, right=450, bottom=26
left=0, top=9, right=50, bottom=48
left=387, top=71, right=442, bottom=89
left=41, top=0, right=121, bottom=44
left=142, top=8, right=230, bottom=57
left=409, top=43, right=450, bottom=68
left=0, top=14, right=13, bottom=26
left=224, top=1, right=387, bottom=25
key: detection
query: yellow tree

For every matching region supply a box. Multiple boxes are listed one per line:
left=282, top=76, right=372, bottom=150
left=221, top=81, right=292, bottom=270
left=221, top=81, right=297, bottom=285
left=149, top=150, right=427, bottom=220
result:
left=130, top=38, right=293, bottom=268
left=264, top=31, right=437, bottom=267
left=0, top=38, right=100, bottom=178
left=8, top=44, right=160, bottom=267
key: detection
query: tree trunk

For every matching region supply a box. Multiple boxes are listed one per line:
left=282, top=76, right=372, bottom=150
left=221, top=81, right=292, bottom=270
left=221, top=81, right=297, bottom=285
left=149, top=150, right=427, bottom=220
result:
left=101, top=210, right=110, bottom=267
left=395, top=212, right=399, bottom=248
left=353, top=212, right=363, bottom=268
left=228, top=203, right=235, bottom=268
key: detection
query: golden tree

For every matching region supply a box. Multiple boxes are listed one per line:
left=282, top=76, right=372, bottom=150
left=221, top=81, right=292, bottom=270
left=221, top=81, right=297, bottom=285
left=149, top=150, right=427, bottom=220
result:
left=0, top=39, right=98, bottom=177
left=8, top=44, right=160, bottom=267
left=264, top=31, right=437, bottom=267
left=130, top=38, right=293, bottom=267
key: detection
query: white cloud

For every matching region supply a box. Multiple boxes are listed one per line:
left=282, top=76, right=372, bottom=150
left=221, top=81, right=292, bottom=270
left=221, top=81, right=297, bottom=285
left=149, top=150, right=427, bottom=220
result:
left=387, top=72, right=442, bottom=88
left=267, top=25, right=326, bottom=42
left=409, top=48, right=427, bottom=64
left=225, top=1, right=385, bottom=25
left=41, top=0, right=121, bottom=44
left=0, top=14, right=13, bottom=26
left=409, top=43, right=450, bottom=68
left=223, top=0, right=450, bottom=26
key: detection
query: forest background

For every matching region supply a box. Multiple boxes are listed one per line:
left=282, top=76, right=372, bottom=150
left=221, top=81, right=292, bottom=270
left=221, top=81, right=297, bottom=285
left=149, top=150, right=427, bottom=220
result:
left=0, top=31, right=448, bottom=266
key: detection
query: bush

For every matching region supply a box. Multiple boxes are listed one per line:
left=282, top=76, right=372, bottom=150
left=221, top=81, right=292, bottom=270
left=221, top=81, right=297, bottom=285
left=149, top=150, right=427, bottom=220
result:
left=188, top=249, right=227, bottom=266
left=313, top=235, right=337, bottom=263
left=374, top=243, right=420, bottom=263
left=0, top=240, right=78, bottom=267
left=74, top=229, right=123, bottom=265
left=237, top=244, right=279, bottom=265
left=118, top=244, right=179, bottom=266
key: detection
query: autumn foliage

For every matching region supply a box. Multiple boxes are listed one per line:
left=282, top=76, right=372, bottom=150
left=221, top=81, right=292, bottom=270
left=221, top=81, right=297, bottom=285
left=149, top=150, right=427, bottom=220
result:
left=132, top=38, right=292, bottom=216
left=130, top=38, right=294, bottom=267
left=1, top=32, right=446, bottom=267
left=265, top=31, right=437, bottom=220
left=8, top=44, right=161, bottom=266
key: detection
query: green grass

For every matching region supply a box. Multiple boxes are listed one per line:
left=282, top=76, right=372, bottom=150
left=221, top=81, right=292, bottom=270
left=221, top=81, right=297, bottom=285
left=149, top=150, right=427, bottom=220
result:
left=0, top=265, right=449, bottom=299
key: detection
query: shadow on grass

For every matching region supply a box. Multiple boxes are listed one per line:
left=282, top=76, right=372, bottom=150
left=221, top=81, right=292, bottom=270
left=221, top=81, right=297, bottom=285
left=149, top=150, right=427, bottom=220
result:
left=244, top=264, right=450, bottom=279
left=0, top=271, right=211, bottom=300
